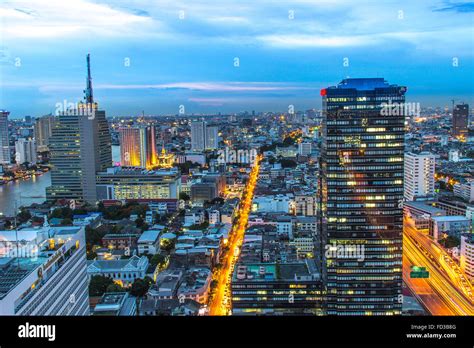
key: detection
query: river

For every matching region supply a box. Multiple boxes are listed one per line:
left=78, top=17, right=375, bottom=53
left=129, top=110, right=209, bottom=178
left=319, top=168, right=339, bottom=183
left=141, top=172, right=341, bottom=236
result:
left=0, top=172, right=51, bottom=216
left=0, top=146, right=121, bottom=217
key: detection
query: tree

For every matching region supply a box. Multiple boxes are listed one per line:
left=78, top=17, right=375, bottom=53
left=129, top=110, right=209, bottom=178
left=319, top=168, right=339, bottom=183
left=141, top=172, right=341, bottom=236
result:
left=440, top=235, right=460, bottom=249
left=85, top=226, right=109, bottom=247
left=17, top=209, right=32, bottom=224
left=210, top=197, right=224, bottom=205
left=89, top=275, right=114, bottom=296
left=50, top=207, right=73, bottom=220
left=283, top=136, right=296, bottom=146
left=279, top=159, right=297, bottom=168
left=160, top=238, right=175, bottom=252
left=60, top=218, right=73, bottom=226
left=130, top=278, right=150, bottom=298
left=106, top=283, right=125, bottom=293
left=210, top=279, right=218, bottom=290
left=179, top=192, right=190, bottom=201
left=149, top=253, right=166, bottom=268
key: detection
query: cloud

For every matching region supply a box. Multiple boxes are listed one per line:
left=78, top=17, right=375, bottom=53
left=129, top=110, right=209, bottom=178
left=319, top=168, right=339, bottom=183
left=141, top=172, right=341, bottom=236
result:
left=1, top=0, right=156, bottom=39
left=96, top=82, right=316, bottom=92
left=257, top=34, right=380, bottom=48
left=433, top=1, right=474, bottom=12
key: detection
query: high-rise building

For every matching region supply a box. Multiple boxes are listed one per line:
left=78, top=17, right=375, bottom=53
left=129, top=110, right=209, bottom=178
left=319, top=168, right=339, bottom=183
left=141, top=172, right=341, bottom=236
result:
left=119, top=125, right=157, bottom=168
left=460, top=234, right=474, bottom=282
left=191, top=121, right=219, bottom=151
left=452, top=103, right=469, bottom=138
left=0, top=110, right=10, bottom=164
left=14, top=138, right=37, bottom=164
left=34, top=115, right=57, bottom=152
left=191, top=121, right=206, bottom=151
left=319, top=78, right=405, bottom=315
left=46, top=54, right=112, bottom=204
left=205, top=125, right=219, bottom=150
left=0, top=225, right=89, bottom=315
left=404, top=152, right=435, bottom=201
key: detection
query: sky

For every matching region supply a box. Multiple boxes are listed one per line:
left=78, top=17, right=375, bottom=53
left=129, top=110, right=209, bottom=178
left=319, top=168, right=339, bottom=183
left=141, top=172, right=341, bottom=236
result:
left=0, top=0, right=473, bottom=118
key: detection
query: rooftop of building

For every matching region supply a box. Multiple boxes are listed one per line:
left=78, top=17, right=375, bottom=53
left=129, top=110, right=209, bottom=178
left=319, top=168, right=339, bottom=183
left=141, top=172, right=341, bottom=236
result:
left=431, top=215, right=470, bottom=222
left=335, top=78, right=391, bottom=90
left=232, top=260, right=319, bottom=282
left=93, top=292, right=136, bottom=316
left=137, top=230, right=161, bottom=243
left=404, top=201, right=445, bottom=216
left=87, top=255, right=148, bottom=272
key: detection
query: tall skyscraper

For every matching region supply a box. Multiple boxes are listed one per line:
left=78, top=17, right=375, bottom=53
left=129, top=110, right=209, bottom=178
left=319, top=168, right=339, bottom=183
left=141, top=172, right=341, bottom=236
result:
left=15, top=138, right=37, bottom=164
left=404, top=152, right=435, bottom=201
left=34, top=115, right=57, bottom=152
left=119, top=125, right=157, bottom=168
left=0, top=110, right=10, bottom=164
left=205, top=125, right=219, bottom=150
left=46, top=54, right=112, bottom=204
left=319, top=78, right=405, bottom=315
left=191, top=121, right=206, bottom=151
left=452, top=103, right=469, bottom=138
left=191, top=121, right=219, bottom=151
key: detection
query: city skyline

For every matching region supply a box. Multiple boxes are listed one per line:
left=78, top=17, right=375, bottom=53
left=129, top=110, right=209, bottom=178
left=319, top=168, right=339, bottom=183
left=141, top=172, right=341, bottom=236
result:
left=0, top=2, right=473, bottom=344
left=1, top=0, right=473, bottom=117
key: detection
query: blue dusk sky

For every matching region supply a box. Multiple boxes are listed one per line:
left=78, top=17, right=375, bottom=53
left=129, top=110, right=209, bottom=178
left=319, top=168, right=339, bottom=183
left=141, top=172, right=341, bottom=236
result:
left=0, top=0, right=473, bottom=118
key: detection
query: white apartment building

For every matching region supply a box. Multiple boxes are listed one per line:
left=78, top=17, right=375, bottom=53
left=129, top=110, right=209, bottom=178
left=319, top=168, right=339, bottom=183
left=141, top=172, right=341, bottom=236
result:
left=460, top=235, right=474, bottom=282
left=208, top=209, right=220, bottom=225
left=295, top=194, right=317, bottom=216
left=15, top=138, right=37, bottom=164
left=453, top=180, right=474, bottom=203
left=191, top=121, right=219, bottom=151
left=252, top=195, right=293, bottom=213
left=404, top=152, right=435, bottom=201
left=0, top=225, right=89, bottom=315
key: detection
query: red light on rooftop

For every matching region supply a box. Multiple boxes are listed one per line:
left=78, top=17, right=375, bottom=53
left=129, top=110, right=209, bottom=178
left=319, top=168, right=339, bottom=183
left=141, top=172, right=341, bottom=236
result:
left=320, top=88, right=327, bottom=96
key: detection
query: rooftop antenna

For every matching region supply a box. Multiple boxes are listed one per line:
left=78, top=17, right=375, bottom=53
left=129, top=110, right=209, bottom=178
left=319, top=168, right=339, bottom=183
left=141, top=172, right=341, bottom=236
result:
left=85, top=54, right=94, bottom=104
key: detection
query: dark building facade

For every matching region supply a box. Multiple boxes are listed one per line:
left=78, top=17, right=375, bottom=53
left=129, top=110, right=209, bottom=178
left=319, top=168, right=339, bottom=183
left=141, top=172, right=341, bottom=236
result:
left=231, top=261, right=323, bottom=315
left=452, top=103, right=469, bottom=138
left=319, top=78, right=405, bottom=315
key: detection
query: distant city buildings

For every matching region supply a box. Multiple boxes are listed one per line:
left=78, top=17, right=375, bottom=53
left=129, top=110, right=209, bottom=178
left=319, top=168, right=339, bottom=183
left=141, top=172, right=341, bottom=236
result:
left=320, top=78, right=405, bottom=315
left=404, top=152, right=436, bottom=201
left=119, top=125, right=157, bottom=169
left=452, top=103, right=469, bottom=138
left=34, top=115, right=57, bottom=152
left=14, top=138, right=36, bottom=164
left=191, top=121, right=219, bottom=151
left=0, top=110, right=10, bottom=164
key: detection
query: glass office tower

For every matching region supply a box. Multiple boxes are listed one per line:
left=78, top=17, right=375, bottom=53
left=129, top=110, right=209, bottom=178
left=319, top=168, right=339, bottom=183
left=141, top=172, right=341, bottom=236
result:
left=319, top=78, right=406, bottom=315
